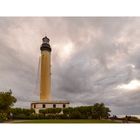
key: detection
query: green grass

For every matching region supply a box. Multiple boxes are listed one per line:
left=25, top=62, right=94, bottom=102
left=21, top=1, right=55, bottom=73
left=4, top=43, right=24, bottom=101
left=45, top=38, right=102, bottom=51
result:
left=10, top=119, right=118, bottom=123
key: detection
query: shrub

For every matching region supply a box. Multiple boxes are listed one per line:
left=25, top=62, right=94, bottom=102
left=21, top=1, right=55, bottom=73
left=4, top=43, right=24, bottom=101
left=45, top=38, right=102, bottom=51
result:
left=13, top=114, right=27, bottom=120
left=28, top=114, right=40, bottom=119
left=63, top=107, right=74, bottom=115
left=39, top=109, right=46, bottom=116
left=11, top=108, right=35, bottom=119
left=46, top=108, right=62, bottom=114
left=38, top=114, right=45, bottom=119
left=0, top=113, right=7, bottom=122
left=59, top=114, right=68, bottom=119
left=46, top=115, right=56, bottom=119
left=69, top=111, right=81, bottom=119
left=39, top=108, right=62, bottom=116
left=28, top=114, right=45, bottom=119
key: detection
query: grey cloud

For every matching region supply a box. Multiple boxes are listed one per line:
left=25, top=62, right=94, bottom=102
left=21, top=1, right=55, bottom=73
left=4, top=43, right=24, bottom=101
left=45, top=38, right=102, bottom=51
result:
left=0, top=17, right=140, bottom=115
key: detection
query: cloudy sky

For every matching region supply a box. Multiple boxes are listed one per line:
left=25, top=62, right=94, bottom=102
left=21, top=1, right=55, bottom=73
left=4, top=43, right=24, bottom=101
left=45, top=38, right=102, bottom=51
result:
left=0, top=17, right=140, bottom=115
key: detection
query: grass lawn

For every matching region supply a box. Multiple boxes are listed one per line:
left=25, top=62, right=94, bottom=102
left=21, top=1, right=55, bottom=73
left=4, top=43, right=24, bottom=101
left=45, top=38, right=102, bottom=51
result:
left=10, top=119, right=119, bottom=123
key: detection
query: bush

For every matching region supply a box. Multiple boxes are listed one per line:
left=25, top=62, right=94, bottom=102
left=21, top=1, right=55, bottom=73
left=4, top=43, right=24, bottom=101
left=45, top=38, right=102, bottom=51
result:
left=39, top=109, right=46, bottom=116
left=69, top=111, right=81, bottom=119
left=11, top=108, right=35, bottom=119
left=63, top=107, right=74, bottom=115
left=45, top=114, right=68, bottom=119
left=28, top=114, right=38, bottom=119
left=0, top=113, right=7, bottom=122
left=39, top=108, right=62, bottom=116
left=28, top=114, right=46, bottom=119
left=74, top=106, right=92, bottom=119
left=63, top=104, right=111, bottom=120
left=59, top=114, right=68, bottom=119
left=46, top=115, right=56, bottom=119
left=46, top=108, right=62, bottom=114
left=13, top=114, right=27, bottom=120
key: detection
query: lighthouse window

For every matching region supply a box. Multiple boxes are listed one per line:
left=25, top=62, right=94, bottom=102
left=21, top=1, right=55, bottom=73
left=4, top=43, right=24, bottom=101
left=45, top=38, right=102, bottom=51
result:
left=53, top=104, right=56, bottom=108
left=63, top=104, right=66, bottom=108
left=43, top=104, right=45, bottom=108
left=34, top=104, right=36, bottom=108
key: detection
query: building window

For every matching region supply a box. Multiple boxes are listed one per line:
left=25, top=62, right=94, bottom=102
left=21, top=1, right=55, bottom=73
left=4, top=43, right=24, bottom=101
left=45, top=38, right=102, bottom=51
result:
left=63, top=104, right=66, bottom=108
left=53, top=104, right=56, bottom=108
left=34, top=104, right=36, bottom=108
left=43, top=104, right=45, bottom=108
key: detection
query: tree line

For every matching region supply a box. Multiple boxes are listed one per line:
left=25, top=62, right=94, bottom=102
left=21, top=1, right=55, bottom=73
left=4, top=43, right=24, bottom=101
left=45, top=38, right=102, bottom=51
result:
left=0, top=90, right=111, bottom=121
left=9, top=103, right=110, bottom=120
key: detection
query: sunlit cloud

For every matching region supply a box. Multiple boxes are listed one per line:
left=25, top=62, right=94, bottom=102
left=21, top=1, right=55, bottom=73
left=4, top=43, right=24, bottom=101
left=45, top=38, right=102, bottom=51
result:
left=129, top=64, right=135, bottom=69
left=55, top=41, right=75, bottom=62
left=116, top=79, right=140, bottom=91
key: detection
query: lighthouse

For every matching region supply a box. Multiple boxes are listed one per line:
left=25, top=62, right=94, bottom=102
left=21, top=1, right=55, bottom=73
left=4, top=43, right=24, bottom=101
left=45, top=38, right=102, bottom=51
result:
left=40, top=36, right=51, bottom=101
left=31, top=36, right=69, bottom=113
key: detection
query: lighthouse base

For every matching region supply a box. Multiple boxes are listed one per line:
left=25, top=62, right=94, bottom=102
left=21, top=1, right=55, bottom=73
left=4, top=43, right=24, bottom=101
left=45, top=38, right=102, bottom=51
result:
left=31, top=101, right=70, bottom=114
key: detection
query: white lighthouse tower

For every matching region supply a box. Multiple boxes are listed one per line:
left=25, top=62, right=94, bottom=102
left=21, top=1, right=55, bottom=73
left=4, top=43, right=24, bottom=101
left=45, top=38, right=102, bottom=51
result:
left=31, top=36, right=69, bottom=113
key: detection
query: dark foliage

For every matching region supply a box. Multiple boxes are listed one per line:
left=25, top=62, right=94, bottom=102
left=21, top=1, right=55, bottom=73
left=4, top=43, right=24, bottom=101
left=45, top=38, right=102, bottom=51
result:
left=9, top=103, right=111, bottom=120
left=0, top=90, right=17, bottom=121
left=0, top=90, right=17, bottom=113
left=62, top=103, right=110, bottom=120
left=11, top=108, right=35, bottom=119
left=39, top=108, right=62, bottom=115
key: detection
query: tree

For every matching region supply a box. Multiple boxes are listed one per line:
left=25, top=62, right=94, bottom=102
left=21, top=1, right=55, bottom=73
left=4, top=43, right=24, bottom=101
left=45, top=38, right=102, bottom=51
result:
left=0, top=90, right=16, bottom=121
left=0, top=90, right=17, bottom=113
left=62, top=105, right=111, bottom=119
left=74, top=106, right=92, bottom=119
left=92, top=103, right=111, bottom=119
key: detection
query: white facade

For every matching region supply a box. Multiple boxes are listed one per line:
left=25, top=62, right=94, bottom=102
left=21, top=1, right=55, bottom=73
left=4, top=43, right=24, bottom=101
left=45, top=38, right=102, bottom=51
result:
left=31, top=101, right=69, bottom=114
